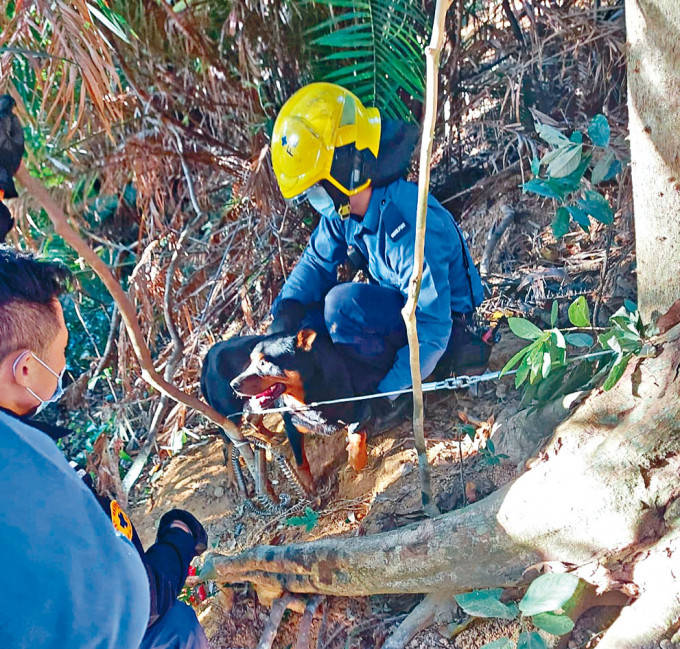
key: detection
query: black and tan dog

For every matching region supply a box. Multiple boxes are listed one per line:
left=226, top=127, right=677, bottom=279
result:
left=201, top=329, right=376, bottom=493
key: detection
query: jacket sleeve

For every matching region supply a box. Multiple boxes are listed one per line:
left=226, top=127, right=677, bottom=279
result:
left=273, top=214, right=347, bottom=313
left=377, top=199, right=455, bottom=394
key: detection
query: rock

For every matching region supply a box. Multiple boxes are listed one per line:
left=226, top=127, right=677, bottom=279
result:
left=214, top=486, right=225, bottom=498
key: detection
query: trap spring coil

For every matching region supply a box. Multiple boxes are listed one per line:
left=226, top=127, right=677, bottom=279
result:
left=231, top=441, right=298, bottom=516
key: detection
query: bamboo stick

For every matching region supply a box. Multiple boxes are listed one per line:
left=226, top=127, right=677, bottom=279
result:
left=402, top=0, right=453, bottom=517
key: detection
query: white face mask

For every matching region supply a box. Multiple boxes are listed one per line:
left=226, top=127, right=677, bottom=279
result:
left=12, top=351, right=66, bottom=414
left=304, top=184, right=344, bottom=220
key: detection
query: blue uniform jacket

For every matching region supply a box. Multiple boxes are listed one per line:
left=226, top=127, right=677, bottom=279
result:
left=0, top=410, right=150, bottom=649
left=276, top=178, right=484, bottom=393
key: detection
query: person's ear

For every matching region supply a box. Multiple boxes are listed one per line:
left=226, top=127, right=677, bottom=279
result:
left=9, top=350, right=33, bottom=388
left=295, top=329, right=317, bottom=352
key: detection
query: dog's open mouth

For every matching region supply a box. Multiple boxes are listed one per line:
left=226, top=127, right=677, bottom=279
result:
left=249, top=382, right=286, bottom=411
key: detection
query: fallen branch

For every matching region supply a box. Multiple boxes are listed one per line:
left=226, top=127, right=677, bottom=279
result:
left=15, top=165, right=257, bottom=477
left=294, top=595, right=323, bottom=649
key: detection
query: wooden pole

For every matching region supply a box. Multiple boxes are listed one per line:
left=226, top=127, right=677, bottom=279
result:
left=15, top=165, right=257, bottom=476
left=402, top=0, right=452, bottom=517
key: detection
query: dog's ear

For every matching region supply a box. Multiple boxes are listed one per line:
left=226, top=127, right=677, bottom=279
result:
left=295, top=329, right=317, bottom=351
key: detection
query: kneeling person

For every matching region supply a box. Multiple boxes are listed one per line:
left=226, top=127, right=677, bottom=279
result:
left=269, top=83, right=487, bottom=429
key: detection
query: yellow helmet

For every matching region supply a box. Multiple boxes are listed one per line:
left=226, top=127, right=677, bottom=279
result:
left=271, top=82, right=381, bottom=200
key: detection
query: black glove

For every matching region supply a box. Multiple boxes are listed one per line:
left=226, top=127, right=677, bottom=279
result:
left=268, top=298, right=306, bottom=334
left=0, top=94, right=25, bottom=200
left=0, top=201, right=13, bottom=243
left=158, top=508, right=208, bottom=555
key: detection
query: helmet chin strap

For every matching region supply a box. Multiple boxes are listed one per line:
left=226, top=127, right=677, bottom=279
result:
left=320, top=180, right=353, bottom=220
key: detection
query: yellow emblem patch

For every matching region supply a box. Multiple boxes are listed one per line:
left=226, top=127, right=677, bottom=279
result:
left=110, top=500, right=133, bottom=541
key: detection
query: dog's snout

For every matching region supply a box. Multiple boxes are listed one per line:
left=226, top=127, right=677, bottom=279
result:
left=230, top=375, right=243, bottom=393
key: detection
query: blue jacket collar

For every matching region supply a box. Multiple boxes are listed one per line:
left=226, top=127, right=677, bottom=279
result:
left=356, top=185, right=387, bottom=234
left=0, top=406, right=71, bottom=441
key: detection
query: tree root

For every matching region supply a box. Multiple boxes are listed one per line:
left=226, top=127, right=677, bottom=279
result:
left=595, top=528, right=680, bottom=649
left=382, top=592, right=457, bottom=649
left=201, top=324, right=680, bottom=646
left=294, top=595, right=324, bottom=649
left=256, top=593, right=301, bottom=649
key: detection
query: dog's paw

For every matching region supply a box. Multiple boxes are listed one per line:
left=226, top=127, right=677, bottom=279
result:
left=346, top=429, right=367, bottom=471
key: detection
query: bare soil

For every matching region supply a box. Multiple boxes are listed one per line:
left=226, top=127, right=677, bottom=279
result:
left=129, top=332, right=530, bottom=649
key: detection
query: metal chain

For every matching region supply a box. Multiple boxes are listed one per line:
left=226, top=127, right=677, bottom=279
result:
left=229, top=349, right=613, bottom=514
left=233, top=350, right=614, bottom=418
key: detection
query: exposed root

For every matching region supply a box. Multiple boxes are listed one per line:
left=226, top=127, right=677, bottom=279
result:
left=479, top=205, right=517, bottom=277
left=595, top=528, right=680, bottom=649
left=382, top=592, right=458, bottom=649
left=256, top=593, right=301, bottom=649
left=294, top=595, right=324, bottom=649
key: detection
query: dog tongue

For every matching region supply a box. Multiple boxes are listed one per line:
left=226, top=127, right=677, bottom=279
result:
left=253, top=382, right=286, bottom=408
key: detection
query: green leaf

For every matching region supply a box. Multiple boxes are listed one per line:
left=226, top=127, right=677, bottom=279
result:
left=285, top=506, right=319, bottom=532
left=88, top=1, right=135, bottom=43
left=564, top=333, right=593, bottom=347
left=119, top=449, right=133, bottom=462
left=570, top=131, right=583, bottom=144
left=566, top=205, right=590, bottom=231
left=588, top=114, right=610, bottom=147
left=515, top=356, right=531, bottom=388
left=530, top=156, right=540, bottom=175
left=536, top=123, right=569, bottom=146
left=455, top=589, right=518, bottom=620
left=547, top=144, right=583, bottom=178
left=499, top=341, right=533, bottom=377
left=603, top=158, right=622, bottom=181
left=517, top=631, right=547, bottom=649
left=577, top=190, right=614, bottom=224
left=551, top=328, right=566, bottom=350
left=624, top=299, right=638, bottom=313
left=591, top=150, right=616, bottom=185
left=531, top=612, right=575, bottom=635
left=508, top=317, right=543, bottom=340
left=541, top=351, right=552, bottom=378
left=480, top=639, right=515, bottom=649
left=522, top=178, right=562, bottom=200
left=462, top=424, right=477, bottom=440
left=552, top=207, right=570, bottom=238
left=519, top=573, right=580, bottom=616
left=568, top=296, right=591, bottom=328
left=550, top=301, right=558, bottom=327
left=602, top=353, right=633, bottom=390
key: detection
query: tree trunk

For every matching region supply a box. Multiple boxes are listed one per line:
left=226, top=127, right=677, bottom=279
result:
left=203, top=323, right=680, bottom=643
left=626, top=0, right=680, bottom=321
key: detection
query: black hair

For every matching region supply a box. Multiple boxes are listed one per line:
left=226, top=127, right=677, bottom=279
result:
left=0, top=246, right=71, bottom=362
left=0, top=245, right=70, bottom=307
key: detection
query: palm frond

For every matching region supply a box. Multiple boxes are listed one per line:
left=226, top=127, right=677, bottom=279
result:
left=307, top=0, right=429, bottom=121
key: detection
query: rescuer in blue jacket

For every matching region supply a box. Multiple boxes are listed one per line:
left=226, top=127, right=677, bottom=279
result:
left=269, top=83, right=484, bottom=424
left=0, top=246, right=209, bottom=649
